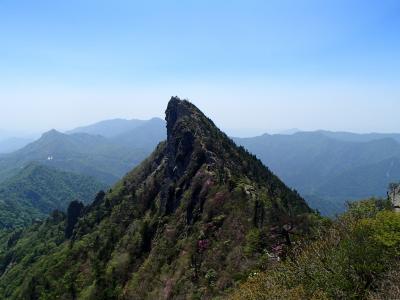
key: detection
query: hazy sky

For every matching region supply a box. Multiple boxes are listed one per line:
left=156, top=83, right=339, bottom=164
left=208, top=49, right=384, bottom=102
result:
left=1, top=0, right=399, bottom=136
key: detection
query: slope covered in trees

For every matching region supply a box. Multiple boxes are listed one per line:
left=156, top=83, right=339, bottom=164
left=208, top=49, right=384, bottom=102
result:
left=0, top=98, right=313, bottom=299
left=0, top=163, right=105, bottom=228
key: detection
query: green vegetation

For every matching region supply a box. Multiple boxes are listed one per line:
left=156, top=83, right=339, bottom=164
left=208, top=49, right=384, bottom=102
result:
left=0, top=98, right=314, bottom=299
left=229, top=198, right=400, bottom=299
left=3, top=99, right=398, bottom=299
left=0, top=163, right=104, bottom=228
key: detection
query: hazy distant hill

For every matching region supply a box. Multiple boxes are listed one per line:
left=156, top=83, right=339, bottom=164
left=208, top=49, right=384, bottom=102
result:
left=0, top=137, right=34, bottom=154
left=235, top=131, right=400, bottom=215
left=110, top=117, right=166, bottom=151
left=0, top=163, right=104, bottom=228
left=317, top=130, right=400, bottom=143
left=0, top=130, right=149, bottom=184
left=67, top=117, right=165, bottom=138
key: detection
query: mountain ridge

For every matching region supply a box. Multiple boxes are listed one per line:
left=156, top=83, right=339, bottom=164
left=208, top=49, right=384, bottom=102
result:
left=0, top=129, right=150, bottom=185
left=0, top=97, right=313, bottom=299
left=235, top=132, right=400, bottom=215
left=67, top=117, right=165, bottom=138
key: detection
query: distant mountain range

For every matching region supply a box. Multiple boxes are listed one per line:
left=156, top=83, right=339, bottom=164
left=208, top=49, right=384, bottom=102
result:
left=0, top=130, right=145, bottom=184
left=66, top=117, right=164, bottom=137
left=0, top=163, right=105, bottom=228
left=235, top=131, right=400, bottom=215
left=0, top=118, right=166, bottom=155
left=2, top=115, right=400, bottom=217
left=314, top=130, right=400, bottom=143
left=108, top=118, right=166, bottom=151
left=68, top=117, right=166, bottom=151
left=0, top=118, right=166, bottom=185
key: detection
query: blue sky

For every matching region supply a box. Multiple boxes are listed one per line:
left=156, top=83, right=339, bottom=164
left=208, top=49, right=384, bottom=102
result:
left=0, top=0, right=399, bottom=136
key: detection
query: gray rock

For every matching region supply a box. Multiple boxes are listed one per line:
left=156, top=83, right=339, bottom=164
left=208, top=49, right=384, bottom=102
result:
left=389, top=183, right=400, bottom=212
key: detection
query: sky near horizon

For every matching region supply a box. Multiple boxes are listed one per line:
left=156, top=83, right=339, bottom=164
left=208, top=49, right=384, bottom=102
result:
left=0, top=0, right=399, bottom=136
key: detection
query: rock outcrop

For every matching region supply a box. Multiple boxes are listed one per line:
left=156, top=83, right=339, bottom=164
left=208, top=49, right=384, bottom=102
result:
left=389, top=183, right=400, bottom=212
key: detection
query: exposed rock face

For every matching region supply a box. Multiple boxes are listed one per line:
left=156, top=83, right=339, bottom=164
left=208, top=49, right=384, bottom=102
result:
left=165, top=98, right=197, bottom=178
left=389, top=183, right=400, bottom=212
left=162, top=97, right=221, bottom=214
left=165, top=97, right=214, bottom=179
left=64, top=200, right=84, bottom=238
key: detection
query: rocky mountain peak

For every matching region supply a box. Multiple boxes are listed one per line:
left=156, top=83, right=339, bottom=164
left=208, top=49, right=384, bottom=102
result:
left=165, top=97, right=190, bottom=133
left=165, top=97, right=216, bottom=140
left=0, top=97, right=312, bottom=299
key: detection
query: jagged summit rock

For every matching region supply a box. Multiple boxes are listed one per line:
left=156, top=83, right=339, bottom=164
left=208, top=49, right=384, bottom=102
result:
left=165, top=97, right=219, bottom=180
left=166, top=96, right=217, bottom=138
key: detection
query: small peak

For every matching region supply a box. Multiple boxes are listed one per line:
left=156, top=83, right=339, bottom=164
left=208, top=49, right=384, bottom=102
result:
left=43, top=129, right=62, bottom=136
left=42, top=129, right=62, bottom=137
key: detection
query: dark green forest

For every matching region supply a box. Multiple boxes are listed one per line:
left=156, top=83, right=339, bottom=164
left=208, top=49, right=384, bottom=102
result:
left=0, top=163, right=105, bottom=228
